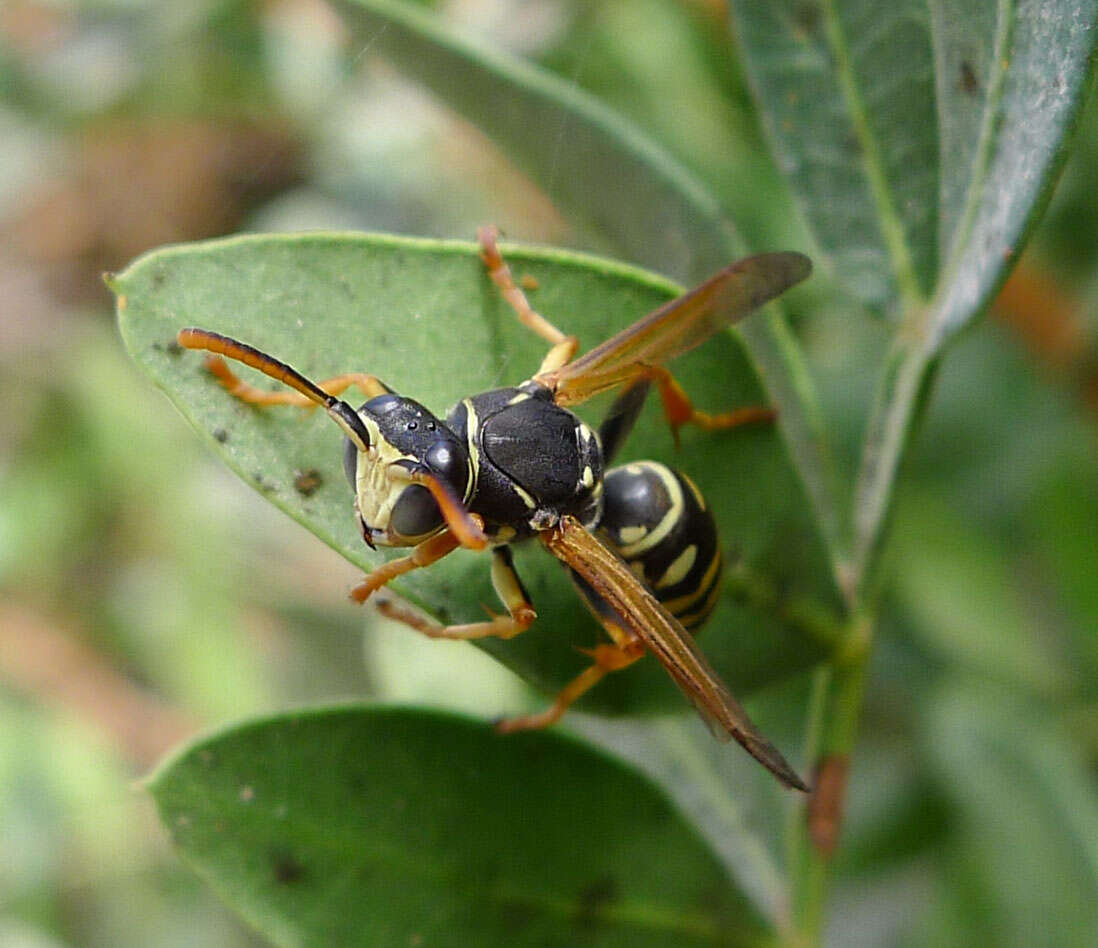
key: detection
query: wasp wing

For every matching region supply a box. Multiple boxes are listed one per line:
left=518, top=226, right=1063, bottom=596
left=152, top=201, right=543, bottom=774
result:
left=540, top=252, right=810, bottom=406
left=542, top=516, right=807, bottom=791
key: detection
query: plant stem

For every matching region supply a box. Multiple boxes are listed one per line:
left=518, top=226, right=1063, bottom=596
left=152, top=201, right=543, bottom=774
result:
left=851, top=335, right=934, bottom=589
left=785, top=665, right=829, bottom=943
left=788, top=319, right=934, bottom=944
left=787, top=615, right=874, bottom=945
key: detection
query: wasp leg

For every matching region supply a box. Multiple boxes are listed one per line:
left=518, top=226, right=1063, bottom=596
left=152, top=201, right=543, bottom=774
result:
left=203, top=354, right=390, bottom=407
left=598, top=379, right=651, bottom=466
left=478, top=225, right=578, bottom=374
left=496, top=623, right=646, bottom=733
left=640, top=365, right=775, bottom=449
left=375, top=547, right=536, bottom=640
left=350, top=530, right=462, bottom=604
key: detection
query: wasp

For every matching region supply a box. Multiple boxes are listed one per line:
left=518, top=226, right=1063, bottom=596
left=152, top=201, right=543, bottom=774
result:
left=177, top=228, right=811, bottom=790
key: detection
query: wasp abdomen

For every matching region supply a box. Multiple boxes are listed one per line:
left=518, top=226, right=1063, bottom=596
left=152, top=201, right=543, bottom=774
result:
left=586, top=461, right=722, bottom=631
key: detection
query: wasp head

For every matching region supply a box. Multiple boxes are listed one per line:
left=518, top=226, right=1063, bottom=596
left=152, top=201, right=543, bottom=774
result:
left=343, top=393, right=472, bottom=547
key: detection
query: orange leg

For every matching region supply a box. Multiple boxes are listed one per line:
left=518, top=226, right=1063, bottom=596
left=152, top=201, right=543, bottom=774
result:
left=350, top=530, right=461, bottom=604
left=640, top=365, right=776, bottom=448
left=478, top=225, right=578, bottom=374
left=204, top=354, right=389, bottom=407
left=496, top=637, right=646, bottom=733
left=374, top=549, right=536, bottom=641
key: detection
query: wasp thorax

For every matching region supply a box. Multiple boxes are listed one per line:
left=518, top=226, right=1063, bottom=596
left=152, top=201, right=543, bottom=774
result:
left=342, top=393, right=472, bottom=546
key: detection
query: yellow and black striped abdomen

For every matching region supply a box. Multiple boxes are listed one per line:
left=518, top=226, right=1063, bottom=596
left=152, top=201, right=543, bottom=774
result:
left=591, top=461, right=723, bottom=632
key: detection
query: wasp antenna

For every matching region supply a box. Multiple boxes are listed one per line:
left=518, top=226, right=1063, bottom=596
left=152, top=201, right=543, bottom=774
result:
left=176, top=328, right=371, bottom=451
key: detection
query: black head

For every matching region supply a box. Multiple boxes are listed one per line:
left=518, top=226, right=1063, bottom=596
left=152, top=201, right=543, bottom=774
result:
left=343, top=393, right=472, bottom=546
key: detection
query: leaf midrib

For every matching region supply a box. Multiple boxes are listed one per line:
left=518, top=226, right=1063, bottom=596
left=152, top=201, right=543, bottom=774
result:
left=818, top=0, right=927, bottom=309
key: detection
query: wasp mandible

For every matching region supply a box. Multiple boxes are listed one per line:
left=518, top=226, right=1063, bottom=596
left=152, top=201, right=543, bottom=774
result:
left=178, top=228, right=811, bottom=791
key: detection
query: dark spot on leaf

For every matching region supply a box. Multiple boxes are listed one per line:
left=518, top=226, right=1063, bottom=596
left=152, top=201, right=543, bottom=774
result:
left=294, top=468, right=323, bottom=496
left=271, top=850, right=306, bottom=885
left=213, top=428, right=229, bottom=443
left=793, top=2, right=819, bottom=34
left=253, top=472, right=276, bottom=494
left=153, top=268, right=166, bottom=287
left=165, top=340, right=183, bottom=356
left=960, top=61, right=980, bottom=95
left=844, top=133, right=861, bottom=156
left=575, top=876, right=619, bottom=929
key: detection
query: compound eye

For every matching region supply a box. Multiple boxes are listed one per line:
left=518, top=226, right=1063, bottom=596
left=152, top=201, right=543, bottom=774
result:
left=343, top=436, right=359, bottom=489
left=424, top=440, right=467, bottom=491
left=390, top=485, right=443, bottom=539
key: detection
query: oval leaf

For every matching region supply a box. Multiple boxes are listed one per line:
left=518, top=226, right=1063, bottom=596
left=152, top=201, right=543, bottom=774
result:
left=147, top=706, right=771, bottom=946
left=731, top=0, right=1098, bottom=339
left=112, top=233, right=840, bottom=710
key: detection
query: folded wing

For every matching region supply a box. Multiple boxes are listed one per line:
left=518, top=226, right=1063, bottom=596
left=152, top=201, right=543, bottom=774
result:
left=542, top=515, right=807, bottom=791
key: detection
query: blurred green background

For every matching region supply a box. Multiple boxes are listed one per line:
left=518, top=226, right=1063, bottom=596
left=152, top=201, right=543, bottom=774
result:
left=1, top=1, right=1096, bottom=945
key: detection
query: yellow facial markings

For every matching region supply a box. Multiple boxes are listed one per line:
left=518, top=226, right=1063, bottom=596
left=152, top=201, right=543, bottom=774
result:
left=657, top=544, right=697, bottom=589
left=508, top=392, right=531, bottom=405
left=618, top=525, right=648, bottom=545
left=495, top=525, right=517, bottom=542
left=353, top=414, right=430, bottom=544
left=582, top=465, right=595, bottom=488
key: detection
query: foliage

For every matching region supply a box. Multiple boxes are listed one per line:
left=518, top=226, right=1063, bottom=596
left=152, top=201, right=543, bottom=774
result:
left=3, top=0, right=1098, bottom=945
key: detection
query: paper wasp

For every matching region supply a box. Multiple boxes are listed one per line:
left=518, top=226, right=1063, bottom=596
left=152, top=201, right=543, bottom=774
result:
left=177, top=228, right=811, bottom=790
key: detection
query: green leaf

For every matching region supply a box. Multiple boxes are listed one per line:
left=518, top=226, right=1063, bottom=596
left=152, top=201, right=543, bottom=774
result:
left=735, top=0, right=1098, bottom=588
left=890, top=492, right=1073, bottom=696
left=112, top=232, right=839, bottom=712
left=572, top=715, right=789, bottom=923
left=331, top=0, right=850, bottom=599
left=538, top=0, right=803, bottom=254
left=731, top=0, right=1098, bottom=332
left=334, top=0, right=732, bottom=281
left=922, top=682, right=1098, bottom=945
left=147, top=706, right=771, bottom=947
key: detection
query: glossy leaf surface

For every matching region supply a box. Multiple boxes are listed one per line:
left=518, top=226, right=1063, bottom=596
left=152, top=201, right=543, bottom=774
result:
left=147, top=706, right=770, bottom=946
